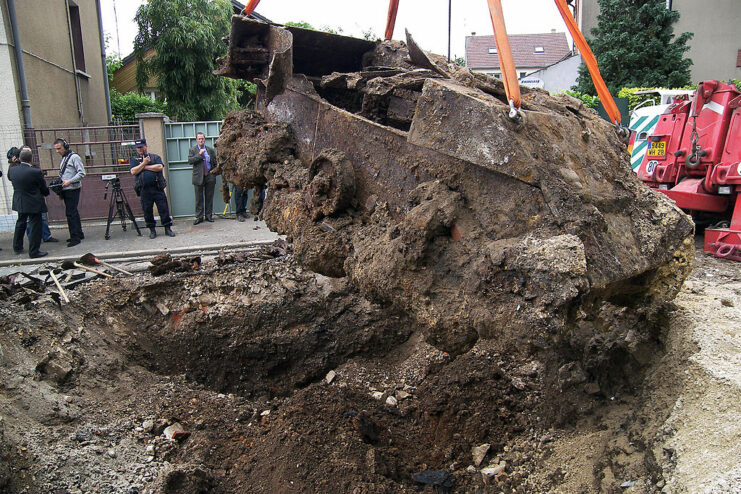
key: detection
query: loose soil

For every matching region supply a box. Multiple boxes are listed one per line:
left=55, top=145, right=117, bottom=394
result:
left=0, top=239, right=738, bottom=493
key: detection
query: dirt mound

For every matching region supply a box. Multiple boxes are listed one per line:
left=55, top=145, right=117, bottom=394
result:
left=0, top=244, right=737, bottom=492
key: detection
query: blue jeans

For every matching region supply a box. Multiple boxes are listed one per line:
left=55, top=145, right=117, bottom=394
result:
left=26, top=212, right=51, bottom=241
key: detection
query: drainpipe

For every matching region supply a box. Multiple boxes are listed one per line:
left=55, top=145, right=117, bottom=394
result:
left=95, top=0, right=112, bottom=122
left=7, top=0, right=32, bottom=128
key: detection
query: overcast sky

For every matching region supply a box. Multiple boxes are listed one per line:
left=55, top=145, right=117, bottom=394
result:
left=101, top=0, right=569, bottom=60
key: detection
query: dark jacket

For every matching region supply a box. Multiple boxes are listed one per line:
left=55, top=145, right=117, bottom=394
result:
left=8, top=162, right=49, bottom=214
left=188, top=145, right=217, bottom=186
left=130, top=153, right=167, bottom=189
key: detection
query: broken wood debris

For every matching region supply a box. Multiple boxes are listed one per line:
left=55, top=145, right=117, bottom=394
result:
left=148, top=253, right=202, bottom=276
left=216, top=239, right=291, bottom=266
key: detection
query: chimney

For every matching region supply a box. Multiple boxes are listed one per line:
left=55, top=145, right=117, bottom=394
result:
left=471, top=31, right=476, bottom=36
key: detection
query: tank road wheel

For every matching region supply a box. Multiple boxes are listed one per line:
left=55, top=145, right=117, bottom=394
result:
left=306, top=149, right=356, bottom=221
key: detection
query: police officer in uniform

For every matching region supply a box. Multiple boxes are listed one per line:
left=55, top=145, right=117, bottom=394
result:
left=129, top=139, right=175, bottom=239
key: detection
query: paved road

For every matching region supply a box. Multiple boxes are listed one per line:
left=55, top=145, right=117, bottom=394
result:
left=0, top=213, right=279, bottom=275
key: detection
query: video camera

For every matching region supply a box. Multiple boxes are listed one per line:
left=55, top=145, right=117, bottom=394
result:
left=102, top=174, right=122, bottom=200
left=102, top=173, right=120, bottom=186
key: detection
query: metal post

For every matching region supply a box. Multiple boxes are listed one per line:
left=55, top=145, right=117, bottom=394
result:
left=447, top=0, right=452, bottom=62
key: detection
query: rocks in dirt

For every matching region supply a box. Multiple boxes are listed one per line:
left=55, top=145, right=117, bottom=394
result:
left=395, top=390, right=411, bottom=400
left=481, top=461, right=507, bottom=481
left=325, top=370, right=336, bottom=384
left=163, top=423, right=189, bottom=441
left=412, top=469, right=455, bottom=491
left=385, top=395, right=398, bottom=406
left=557, top=362, right=588, bottom=390
left=720, top=298, right=734, bottom=307
left=472, top=443, right=491, bottom=467
left=35, top=350, right=74, bottom=384
left=150, top=464, right=215, bottom=494
left=148, top=254, right=201, bottom=276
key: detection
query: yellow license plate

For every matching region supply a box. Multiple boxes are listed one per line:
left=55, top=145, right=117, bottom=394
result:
left=647, top=141, right=666, bottom=157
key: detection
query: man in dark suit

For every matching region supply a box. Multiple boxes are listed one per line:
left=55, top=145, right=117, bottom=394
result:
left=8, top=148, right=49, bottom=258
left=187, top=132, right=218, bottom=225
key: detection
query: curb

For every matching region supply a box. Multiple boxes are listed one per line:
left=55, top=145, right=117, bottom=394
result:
left=0, top=239, right=275, bottom=268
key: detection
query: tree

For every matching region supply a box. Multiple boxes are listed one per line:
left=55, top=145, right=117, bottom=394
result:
left=573, top=0, right=693, bottom=95
left=104, top=34, right=122, bottom=85
left=134, top=0, right=238, bottom=121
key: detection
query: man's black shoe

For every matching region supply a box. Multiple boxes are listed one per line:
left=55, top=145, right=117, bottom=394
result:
left=236, top=214, right=246, bottom=222
left=13, top=249, right=24, bottom=254
left=193, top=217, right=203, bottom=225
left=149, top=229, right=157, bottom=239
left=67, top=238, right=81, bottom=247
left=29, top=251, right=48, bottom=259
left=164, top=227, right=176, bottom=237
left=205, top=217, right=214, bottom=223
left=44, top=237, right=59, bottom=243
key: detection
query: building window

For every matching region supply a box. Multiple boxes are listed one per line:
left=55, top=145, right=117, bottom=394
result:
left=519, top=72, right=527, bottom=78
left=534, top=46, right=545, bottom=53
left=488, top=47, right=497, bottom=54
left=68, top=3, right=85, bottom=71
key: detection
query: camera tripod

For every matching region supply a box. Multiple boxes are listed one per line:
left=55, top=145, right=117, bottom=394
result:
left=104, top=178, right=142, bottom=240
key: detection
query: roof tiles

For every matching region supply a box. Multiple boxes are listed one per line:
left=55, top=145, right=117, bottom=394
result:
left=465, top=32, right=570, bottom=70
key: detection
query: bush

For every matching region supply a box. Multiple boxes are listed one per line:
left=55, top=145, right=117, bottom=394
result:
left=563, top=90, right=600, bottom=109
left=110, top=89, right=167, bottom=122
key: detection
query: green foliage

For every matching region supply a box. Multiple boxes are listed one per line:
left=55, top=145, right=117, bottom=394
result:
left=134, top=0, right=239, bottom=121
left=284, top=21, right=314, bottom=29
left=284, top=21, right=343, bottom=35
left=454, top=57, right=466, bottom=67
left=361, top=28, right=379, bottom=41
left=617, top=87, right=659, bottom=111
left=237, top=80, right=257, bottom=109
left=104, top=34, right=122, bottom=85
left=573, top=0, right=693, bottom=96
left=563, top=90, right=600, bottom=109
left=110, top=89, right=167, bottom=122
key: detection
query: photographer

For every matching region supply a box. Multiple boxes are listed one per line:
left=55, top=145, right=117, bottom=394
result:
left=53, top=138, right=85, bottom=247
left=129, top=139, right=175, bottom=239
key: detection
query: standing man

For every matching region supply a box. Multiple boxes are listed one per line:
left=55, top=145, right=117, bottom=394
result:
left=7, top=147, right=58, bottom=243
left=188, top=132, right=217, bottom=225
left=129, top=138, right=175, bottom=239
left=8, top=147, right=49, bottom=258
left=53, top=138, right=85, bottom=247
left=232, top=184, right=248, bottom=222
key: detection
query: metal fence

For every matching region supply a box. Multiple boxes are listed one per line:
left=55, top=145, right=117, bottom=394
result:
left=24, top=124, right=143, bottom=222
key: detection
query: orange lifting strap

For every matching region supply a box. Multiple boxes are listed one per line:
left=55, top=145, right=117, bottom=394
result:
left=553, top=0, right=620, bottom=124
left=385, top=0, right=400, bottom=40
left=243, top=0, right=261, bottom=15
left=485, top=0, right=521, bottom=111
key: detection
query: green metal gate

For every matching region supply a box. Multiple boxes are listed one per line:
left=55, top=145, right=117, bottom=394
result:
left=164, top=121, right=230, bottom=218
